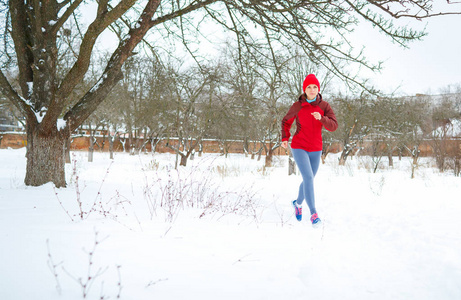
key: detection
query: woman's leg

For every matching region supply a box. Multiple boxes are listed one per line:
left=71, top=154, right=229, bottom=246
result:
left=292, top=149, right=322, bottom=215
left=308, top=150, right=321, bottom=177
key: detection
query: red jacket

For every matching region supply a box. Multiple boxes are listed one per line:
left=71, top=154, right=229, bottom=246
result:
left=281, top=93, right=338, bottom=152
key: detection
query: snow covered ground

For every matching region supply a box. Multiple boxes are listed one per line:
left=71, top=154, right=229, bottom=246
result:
left=1, top=148, right=460, bottom=300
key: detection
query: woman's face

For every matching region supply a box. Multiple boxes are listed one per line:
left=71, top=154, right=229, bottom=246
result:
left=305, top=84, right=319, bottom=100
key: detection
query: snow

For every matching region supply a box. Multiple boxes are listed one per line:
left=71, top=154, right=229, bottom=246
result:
left=34, top=110, right=46, bottom=123
left=1, top=148, right=460, bottom=300
left=57, top=119, right=67, bottom=131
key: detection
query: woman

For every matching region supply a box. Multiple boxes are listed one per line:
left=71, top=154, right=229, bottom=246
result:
left=281, top=74, right=338, bottom=226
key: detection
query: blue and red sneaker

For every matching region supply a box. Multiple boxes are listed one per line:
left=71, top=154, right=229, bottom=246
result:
left=310, top=213, right=321, bottom=227
left=292, top=200, right=302, bottom=221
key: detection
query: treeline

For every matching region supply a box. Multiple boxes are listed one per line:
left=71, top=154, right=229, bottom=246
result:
left=324, top=91, right=461, bottom=177
left=1, top=46, right=460, bottom=175
left=67, top=46, right=319, bottom=168
left=81, top=51, right=461, bottom=176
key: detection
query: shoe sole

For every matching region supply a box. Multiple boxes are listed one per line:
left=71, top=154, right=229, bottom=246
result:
left=312, top=219, right=322, bottom=228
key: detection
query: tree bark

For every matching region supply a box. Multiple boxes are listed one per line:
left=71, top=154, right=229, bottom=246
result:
left=265, top=150, right=273, bottom=168
left=88, top=137, right=95, bottom=162
left=180, top=154, right=188, bottom=166
left=288, top=156, right=296, bottom=175
left=25, top=124, right=69, bottom=188
left=109, top=135, right=115, bottom=160
left=287, top=147, right=296, bottom=175
left=339, top=149, right=349, bottom=166
left=65, top=137, right=72, bottom=164
left=388, top=152, right=394, bottom=167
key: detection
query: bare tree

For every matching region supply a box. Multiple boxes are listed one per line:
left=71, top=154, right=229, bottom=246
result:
left=332, top=93, right=373, bottom=165
left=84, top=116, right=108, bottom=162
left=1, top=0, right=459, bottom=187
left=220, top=43, right=261, bottom=158
left=165, top=63, right=216, bottom=167
left=367, top=96, right=407, bottom=171
left=258, top=59, right=289, bottom=167
left=99, top=88, right=125, bottom=160
left=430, top=91, right=461, bottom=174
left=401, top=95, right=432, bottom=178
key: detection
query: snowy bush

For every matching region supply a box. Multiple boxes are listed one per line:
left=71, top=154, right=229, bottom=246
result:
left=144, top=163, right=261, bottom=223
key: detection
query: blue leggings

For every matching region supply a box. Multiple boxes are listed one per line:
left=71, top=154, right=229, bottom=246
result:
left=291, top=149, right=322, bottom=215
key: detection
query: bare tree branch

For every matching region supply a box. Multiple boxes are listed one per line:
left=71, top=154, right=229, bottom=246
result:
left=50, top=0, right=84, bottom=36
left=55, top=0, right=137, bottom=104
left=0, top=70, right=36, bottom=123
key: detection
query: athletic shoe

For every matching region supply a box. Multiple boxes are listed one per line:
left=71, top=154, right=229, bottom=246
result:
left=292, top=200, right=302, bottom=221
left=310, top=213, right=321, bottom=227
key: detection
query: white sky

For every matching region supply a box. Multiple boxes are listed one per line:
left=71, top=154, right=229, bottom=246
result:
left=350, top=5, right=461, bottom=96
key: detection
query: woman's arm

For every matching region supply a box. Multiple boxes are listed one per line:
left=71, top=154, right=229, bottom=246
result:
left=320, top=102, right=338, bottom=132
left=281, top=102, right=301, bottom=141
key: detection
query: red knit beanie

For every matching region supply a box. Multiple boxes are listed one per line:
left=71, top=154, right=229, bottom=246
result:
left=302, top=74, right=320, bottom=92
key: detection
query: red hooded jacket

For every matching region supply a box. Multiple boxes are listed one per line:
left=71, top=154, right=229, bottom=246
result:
left=281, top=93, right=338, bottom=152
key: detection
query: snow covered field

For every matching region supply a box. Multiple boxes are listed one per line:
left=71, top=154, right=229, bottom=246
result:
left=1, top=148, right=460, bottom=300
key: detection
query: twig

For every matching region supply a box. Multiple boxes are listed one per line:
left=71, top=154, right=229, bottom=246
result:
left=146, top=278, right=169, bottom=288
left=232, top=254, right=258, bottom=265
left=46, top=239, right=63, bottom=294
left=116, top=265, right=123, bottom=299
left=62, top=230, right=109, bottom=298
left=87, top=161, right=114, bottom=219
left=52, top=186, right=75, bottom=221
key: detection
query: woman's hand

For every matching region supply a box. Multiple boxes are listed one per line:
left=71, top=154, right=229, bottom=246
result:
left=281, top=141, right=288, bottom=149
left=311, top=112, right=322, bottom=120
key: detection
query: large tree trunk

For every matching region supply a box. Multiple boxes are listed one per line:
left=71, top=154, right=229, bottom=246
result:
left=25, top=125, right=68, bottom=188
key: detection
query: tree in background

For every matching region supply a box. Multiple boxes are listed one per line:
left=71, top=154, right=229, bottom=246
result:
left=165, top=63, right=219, bottom=167
left=219, top=42, right=264, bottom=159
left=367, top=96, right=407, bottom=171
left=0, top=0, right=460, bottom=187
left=257, top=54, right=289, bottom=168
left=429, top=89, right=461, bottom=175
left=400, top=95, right=432, bottom=178
left=331, top=93, right=373, bottom=166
